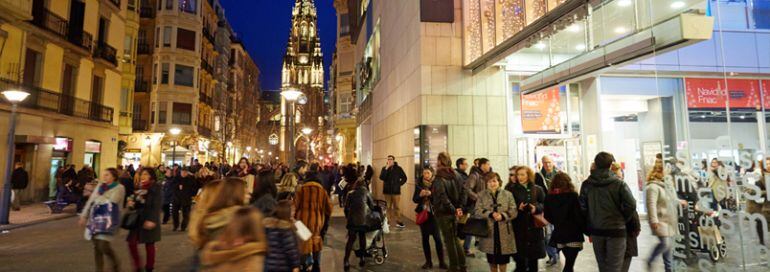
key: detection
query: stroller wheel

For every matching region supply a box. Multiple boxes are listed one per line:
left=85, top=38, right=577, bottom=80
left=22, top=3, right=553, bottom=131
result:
left=374, top=255, right=386, bottom=265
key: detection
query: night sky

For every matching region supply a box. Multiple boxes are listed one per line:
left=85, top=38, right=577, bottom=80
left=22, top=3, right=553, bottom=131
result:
left=220, top=0, right=337, bottom=92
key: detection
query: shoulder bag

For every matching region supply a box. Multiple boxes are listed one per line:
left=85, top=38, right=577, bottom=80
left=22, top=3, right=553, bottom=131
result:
left=462, top=217, right=489, bottom=237
left=531, top=187, right=549, bottom=228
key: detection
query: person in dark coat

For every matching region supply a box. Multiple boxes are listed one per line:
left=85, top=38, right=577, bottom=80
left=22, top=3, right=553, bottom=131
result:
left=431, top=152, right=467, bottom=272
left=172, top=168, right=197, bottom=231
left=264, top=200, right=301, bottom=272
left=544, top=172, right=585, bottom=272
left=413, top=167, right=446, bottom=270
left=126, top=168, right=163, bottom=272
left=61, top=165, right=78, bottom=203
left=343, top=177, right=375, bottom=270
left=252, top=169, right=278, bottom=216
left=379, top=155, right=408, bottom=228
left=364, top=165, right=374, bottom=189
left=118, top=167, right=135, bottom=208
left=162, top=167, right=175, bottom=224
left=505, top=166, right=546, bottom=272
left=76, top=165, right=96, bottom=212
left=10, top=162, right=29, bottom=211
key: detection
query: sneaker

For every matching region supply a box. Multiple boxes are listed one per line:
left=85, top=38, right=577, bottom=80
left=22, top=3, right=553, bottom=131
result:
left=464, top=250, right=475, bottom=257
left=396, top=222, right=405, bottom=228
left=546, top=257, right=558, bottom=266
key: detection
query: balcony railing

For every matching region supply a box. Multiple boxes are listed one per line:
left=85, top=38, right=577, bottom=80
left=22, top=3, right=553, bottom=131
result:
left=202, top=27, right=215, bottom=44
left=139, top=6, right=154, bottom=18
left=135, top=80, right=149, bottom=92
left=137, top=43, right=151, bottom=54
left=0, top=78, right=113, bottom=123
left=132, top=119, right=148, bottom=131
left=94, top=41, right=117, bottom=66
left=31, top=8, right=67, bottom=38
left=69, top=31, right=93, bottom=51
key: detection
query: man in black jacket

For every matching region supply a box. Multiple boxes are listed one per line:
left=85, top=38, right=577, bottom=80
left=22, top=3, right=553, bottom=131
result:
left=379, top=155, right=407, bottom=228
left=11, top=162, right=29, bottom=211
left=171, top=168, right=197, bottom=231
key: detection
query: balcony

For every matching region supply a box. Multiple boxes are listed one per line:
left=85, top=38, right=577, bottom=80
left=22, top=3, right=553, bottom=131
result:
left=119, top=111, right=133, bottom=134
left=0, top=0, right=33, bottom=22
left=198, top=126, right=212, bottom=138
left=31, top=8, right=67, bottom=38
left=202, top=27, right=215, bottom=44
left=93, top=41, right=118, bottom=66
left=137, top=43, right=151, bottom=55
left=0, top=78, right=114, bottom=123
left=199, top=92, right=213, bottom=105
left=139, top=6, right=154, bottom=18
left=135, top=80, right=150, bottom=92
left=68, top=31, right=93, bottom=51
left=132, top=119, right=148, bottom=131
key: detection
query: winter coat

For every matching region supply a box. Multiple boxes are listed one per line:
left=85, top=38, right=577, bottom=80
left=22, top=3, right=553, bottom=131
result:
left=625, top=211, right=641, bottom=257
left=645, top=180, right=679, bottom=237
left=465, top=170, right=488, bottom=207
left=474, top=189, right=518, bottom=256
left=81, top=181, right=126, bottom=241
left=345, top=186, right=374, bottom=230
left=505, top=182, right=546, bottom=259
left=535, top=168, right=558, bottom=192
left=189, top=206, right=241, bottom=249
left=431, top=167, right=467, bottom=217
left=119, top=175, right=134, bottom=207
left=544, top=191, right=585, bottom=245
left=200, top=240, right=267, bottom=272
left=240, top=174, right=255, bottom=197
left=127, top=182, right=163, bottom=244
left=263, top=217, right=301, bottom=271
left=162, top=177, right=175, bottom=205
left=277, top=172, right=300, bottom=194
left=11, top=168, right=29, bottom=189
left=412, top=178, right=434, bottom=214
left=173, top=175, right=198, bottom=206
left=579, top=168, right=637, bottom=237
left=252, top=194, right=277, bottom=216
left=379, top=163, right=407, bottom=195
left=294, top=180, right=332, bottom=254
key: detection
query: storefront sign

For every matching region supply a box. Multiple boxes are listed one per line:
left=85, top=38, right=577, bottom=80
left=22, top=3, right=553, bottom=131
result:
left=54, top=137, right=73, bottom=152
left=685, top=78, right=761, bottom=109
left=521, top=87, right=561, bottom=133
left=85, top=141, right=101, bottom=153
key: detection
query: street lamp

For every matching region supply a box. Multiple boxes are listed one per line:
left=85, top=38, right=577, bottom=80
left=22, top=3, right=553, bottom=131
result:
left=0, top=89, right=30, bottom=224
left=281, top=89, right=302, bottom=165
left=169, top=127, right=181, bottom=166
left=144, top=135, right=152, bottom=166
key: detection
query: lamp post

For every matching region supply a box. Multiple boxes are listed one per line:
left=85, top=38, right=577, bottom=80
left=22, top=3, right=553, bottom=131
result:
left=301, top=127, right=313, bottom=162
left=144, top=135, right=152, bottom=166
left=169, top=127, right=181, bottom=166
left=0, top=89, right=30, bottom=224
left=281, top=89, right=302, bottom=165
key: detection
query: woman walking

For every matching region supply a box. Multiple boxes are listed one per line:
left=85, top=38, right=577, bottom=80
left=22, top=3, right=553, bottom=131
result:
left=474, top=172, right=517, bottom=272
left=343, top=174, right=375, bottom=270
left=79, top=168, right=126, bottom=272
left=264, top=200, right=301, bottom=272
left=544, top=172, right=585, bottom=272
left=505, top=166, right=546, bottom=272
left=200, top=207, right=267, bottom=271
left=126, top=168, right=163, bottom=272
left=412, top=167, right=446, bottom=269
left=645, top=158, right=679, bottom=272
left=294, top=165, right=332, bottom=272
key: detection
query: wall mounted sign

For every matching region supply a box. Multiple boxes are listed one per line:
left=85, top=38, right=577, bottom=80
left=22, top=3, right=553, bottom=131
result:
left=85, top=141, right=102, bottom=153
left=54, top=137, right=73, bottom=152
left=684, top=78, right=761, bottom=110
left=521, top=87, right=561, bottom=133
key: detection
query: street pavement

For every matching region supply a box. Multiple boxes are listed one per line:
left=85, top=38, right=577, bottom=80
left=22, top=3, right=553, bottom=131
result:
left=1, top=204, right=755, bottom=272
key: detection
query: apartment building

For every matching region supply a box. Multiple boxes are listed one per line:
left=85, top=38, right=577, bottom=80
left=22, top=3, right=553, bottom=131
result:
left=330, top=0, right=357, bottom=164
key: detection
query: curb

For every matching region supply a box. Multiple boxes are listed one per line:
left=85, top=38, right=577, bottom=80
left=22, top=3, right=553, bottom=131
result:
left=0, top=213, right=77, bottom=232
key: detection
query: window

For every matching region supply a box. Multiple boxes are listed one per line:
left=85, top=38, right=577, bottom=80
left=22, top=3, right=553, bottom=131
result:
left=158, top=102, right=167, bottom=124
left=133, top=103, right=142, bottom=120
left=124, top=36, right=133, bottom=57
left=128, top=0, right=136, bottom=11
left=155, top=27, right=160, bottom=47
left=174, top=64, right=195, bottom=87
left=172, top=103, right=192, bottom=124
left=150, top=102, right=155, bottom=123
left=23, top=48, right=42, bottom=87
left=176, top=28, right=196, bottom=51
left=62, top=64, right=77, bottom=96
left=163, top=26, right=172, bottom=47
left=340, top=14, right=350, bottom=36
left=339, top=93, right=353, bottom=114
left=179, top=0, right=196, bottom=14
left=161, top=63, right=169, bottom=84
left=165, top=0, right=173, bottom=10
left=153, top=63, right=158, bottom=84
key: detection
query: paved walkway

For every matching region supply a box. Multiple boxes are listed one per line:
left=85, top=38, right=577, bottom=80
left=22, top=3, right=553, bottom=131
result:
left=0, top=203, right=76, bottom=231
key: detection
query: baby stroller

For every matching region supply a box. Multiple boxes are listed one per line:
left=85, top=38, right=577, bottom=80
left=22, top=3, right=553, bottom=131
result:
left=355, top=200, right=389, bottom=265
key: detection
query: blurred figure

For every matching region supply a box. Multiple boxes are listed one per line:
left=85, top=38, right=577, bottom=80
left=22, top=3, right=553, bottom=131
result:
left=200, top=207, right=267, bottom=271
left=294, top=165, right=332, bottom=272
left=79, top=168, right=125, bottom=272
left=126, top=168, right=163, bottom=272
left=264, top=200, right=300, bottom=272
left=544, top=173, right=585, bottom=272
left=10, top=162, right=29, bottom=211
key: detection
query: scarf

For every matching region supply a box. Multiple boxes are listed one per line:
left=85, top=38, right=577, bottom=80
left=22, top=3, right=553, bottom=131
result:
left=141, top=180, right=154, bottom=190
left=98, top=181, right=119, bottom=195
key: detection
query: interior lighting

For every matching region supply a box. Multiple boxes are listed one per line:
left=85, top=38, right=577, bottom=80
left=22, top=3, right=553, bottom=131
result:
left=670, top=1, right=685, bottom=8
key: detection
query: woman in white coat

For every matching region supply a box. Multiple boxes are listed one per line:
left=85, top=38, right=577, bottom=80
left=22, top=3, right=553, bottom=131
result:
left=645, top=158, right=682, bottom=272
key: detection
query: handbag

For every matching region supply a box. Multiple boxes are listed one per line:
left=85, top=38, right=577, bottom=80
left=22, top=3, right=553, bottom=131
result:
left=415, top=209, right=430, bottom=225
left=120, top=209, right=142, bottom=230
left=462, top=217, right=489, bottom=237
left=530, top=185, right=548, bottom=228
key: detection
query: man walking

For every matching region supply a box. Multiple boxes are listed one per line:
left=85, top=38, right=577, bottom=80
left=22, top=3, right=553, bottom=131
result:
left=10, top=162, right=29, bottom=211
left=537, top=155, right=561, bottom=266
left=171, top=168, right=196, bottom=231
left=580, top=152, right=637, bottom=272
left=379, top=155, right=407, bottom=228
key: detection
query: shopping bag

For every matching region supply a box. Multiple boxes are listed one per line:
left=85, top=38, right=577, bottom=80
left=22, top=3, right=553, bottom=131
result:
left=295, top=220, right=312, bottom=241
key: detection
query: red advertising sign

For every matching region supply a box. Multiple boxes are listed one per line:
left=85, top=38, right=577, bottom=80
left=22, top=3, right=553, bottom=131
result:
left=685, top=78, right=761, bottom=109
left=53, top=137, right=72, bottom=152
left=521, top=87, right=561, bottom=133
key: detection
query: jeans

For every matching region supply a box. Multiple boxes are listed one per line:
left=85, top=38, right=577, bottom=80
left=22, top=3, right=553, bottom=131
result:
left=463, top=235, right=473, bottom=252
left=93, top=239, right=120, bottom=272
left=11, top=189, right=22, bottom=210
left=384, top=194, right=402, bottom=224
left=436, top=216, right=465, bottom=271
left=648, top=236, right=673, bottom=272
left=591, top=235, right=627, bottom=272
left=545, top=224, right=560, bottom=260
left=420, top=216, right=444, bottom=265
left=171, top=203, right=191, bottom=230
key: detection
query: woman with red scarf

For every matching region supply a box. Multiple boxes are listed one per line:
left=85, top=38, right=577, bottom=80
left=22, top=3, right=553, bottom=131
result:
left=126, top=168, right=163, bottom=272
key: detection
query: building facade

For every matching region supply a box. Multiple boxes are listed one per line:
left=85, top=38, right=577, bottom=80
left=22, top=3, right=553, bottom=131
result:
left=230, top=38, right=261, bottom=161
left=280, top=0, right=326, bottom=163
left=330, top=0, right=357, bottom=164
left=0, top=0, right=129, bottom=202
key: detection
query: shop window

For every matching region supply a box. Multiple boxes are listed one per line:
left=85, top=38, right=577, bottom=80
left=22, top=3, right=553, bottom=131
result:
left=179, top=0, right=196, bottom=14
left=163, top=26, right=172, bottom=47
left=176, top=28, right=196, bottom=51
left=161, top=63, right=169, bottom=84
left=158, top=102, right=167, bottom=124
left=172, top=102, right=192, bottom=125
left=174, top=64, right=195, bottom=87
